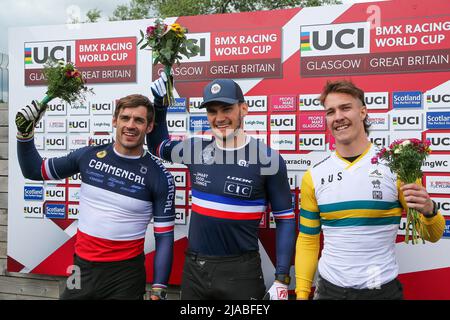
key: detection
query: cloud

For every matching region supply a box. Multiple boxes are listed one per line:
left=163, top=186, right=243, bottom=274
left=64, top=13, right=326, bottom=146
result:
left=0, top=0, right=125, bottom=53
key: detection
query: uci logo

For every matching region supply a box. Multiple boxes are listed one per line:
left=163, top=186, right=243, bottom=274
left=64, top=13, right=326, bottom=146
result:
left=427, top=94, right=450, bottom=104
left=92, top=103, right=112, bottom=111
left=174, top=175, right=185, bottom=184
left=270, top=118, right=295, bottom=129
left=436, top=201, right=450, bottom=211
left=428, top=137, right=450, bottom=147
left=301, top=22, right=370, bottom=57
left=168, top=119, right=186, bottom=128
left=24, top=206, right=42, bottom=214
left=47, top=104, right=65, bottom=112
left=46, top=138, right=66, bottom=146
left=68, top=207, right=79, bottom=216
left=24, top=41, right=74, bottom=66
left=365, top=96, right=386, bottom=106
left=69, top=121, right=88, bottom=129
left=393, top=116, right=419, bottom=125
left=370, top=137, right=387, bottom=147
left=300, top=138, right=323, bottom=146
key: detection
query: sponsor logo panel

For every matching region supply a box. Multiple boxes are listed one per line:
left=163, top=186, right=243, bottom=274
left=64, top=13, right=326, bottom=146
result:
left=391, top=111, right=423, bottom=131
left=270, top=134, right=296, bottom=151
left=300, top=22, right=371, bottom=57
left=246, top=96, right=267, bottom=112
left=270, top=95, right=297, bottom=112
left=24, top=186, right=44, bottom=201
left=68, top=204, right=79, bottom=220
left=270, top=114, right=296, bottom=131
left=244, top=115, right=267, bottom=131
left=45, top=186, right=66, bottom=201
left=46, top=118, right=67, bottom=133
left=167, top=114, right=187, bottom=132
left=367, top=113, right=389, bottom=130
left=298, top=94, right=322, bottom=111
left=426, top=112, right=450, bottom=129
left=45, top=135, right=67, bottom=150
left=299, top=113, right=326, bottom=131
left=23, top=202, right=44, bottom=218
left=299, top=134, right=326, bottom=151
left=425, top=176, right=450, bottom=194
left=168, top=98, right=187, bottom=113
left=425, top=132, right=450, bottom=151
left=392, top=91, right=422, bottom=109
left=365, top=92, right=389, bottom=110
left=45, top=203, right=66, bottom=219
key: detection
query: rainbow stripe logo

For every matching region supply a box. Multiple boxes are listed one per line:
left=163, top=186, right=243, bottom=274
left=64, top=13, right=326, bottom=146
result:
left=300, top=32, right=311, bottom=51
left=24, top=48, right=32, bottom=64
left=299, top=138, right=305, bottom=146
left=426, top=95, right=432, bottom=104
left=299, top=99, right=305, bottom=107
left=392, top=117, right=398, bottom=125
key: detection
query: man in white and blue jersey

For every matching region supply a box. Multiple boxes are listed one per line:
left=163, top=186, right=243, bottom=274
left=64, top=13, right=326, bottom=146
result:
left=15, top=94, right=175, bottom=300
left=148, top=76, right=296, bottom=300
left=295, top=80, right=445, bottom=300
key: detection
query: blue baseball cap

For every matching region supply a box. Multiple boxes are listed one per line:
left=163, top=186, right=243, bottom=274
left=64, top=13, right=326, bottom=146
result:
left=199, top=79, right=245, bottom=108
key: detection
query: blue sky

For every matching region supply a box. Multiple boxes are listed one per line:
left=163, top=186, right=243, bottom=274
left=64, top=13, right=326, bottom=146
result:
left=0, top=0, right=378, bottom=54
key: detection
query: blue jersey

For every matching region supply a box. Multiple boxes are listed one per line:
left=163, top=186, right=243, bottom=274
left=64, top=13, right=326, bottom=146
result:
left=17, top=138, right=175, bottom=286
left=148, top=107, right=296, bottom=274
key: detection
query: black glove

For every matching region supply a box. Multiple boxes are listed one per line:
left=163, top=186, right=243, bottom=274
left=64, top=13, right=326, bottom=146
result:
left=15, top=100, right=46, bottom=139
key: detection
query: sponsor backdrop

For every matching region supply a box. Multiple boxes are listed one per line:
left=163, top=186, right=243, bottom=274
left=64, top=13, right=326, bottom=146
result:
left=8, top=0, right=450, bottom=299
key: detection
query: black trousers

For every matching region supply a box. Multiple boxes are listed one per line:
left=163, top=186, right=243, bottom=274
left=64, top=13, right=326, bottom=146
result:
left=181, top=251, right=266, bottom=300
left=314, top=274, right=404, bottom=300
left=60, top=253, right=146, bottom=300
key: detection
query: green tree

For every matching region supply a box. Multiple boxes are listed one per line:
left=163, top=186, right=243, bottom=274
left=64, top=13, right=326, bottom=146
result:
left=109, top=0, right=153, bottom=21
left=105, top=0, right=342, bottom=21
left=157, top=0, right=342, bottom=16
left=85, top=8, right=101, bottom=23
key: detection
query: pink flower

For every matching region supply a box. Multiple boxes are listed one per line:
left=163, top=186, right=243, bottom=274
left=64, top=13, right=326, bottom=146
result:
left=371, top=157, right=378, bottom=164
left=146, top=26, right=156, bottom=36
left=389, top=140, right=400, bottom=149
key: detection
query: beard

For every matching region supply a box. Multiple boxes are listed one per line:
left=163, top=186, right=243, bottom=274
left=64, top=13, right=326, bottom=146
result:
left=215, top=111, right=243, bottom=142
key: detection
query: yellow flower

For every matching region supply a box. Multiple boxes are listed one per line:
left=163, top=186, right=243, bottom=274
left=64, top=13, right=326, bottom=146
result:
left=170, top=23, right=185, bottom=37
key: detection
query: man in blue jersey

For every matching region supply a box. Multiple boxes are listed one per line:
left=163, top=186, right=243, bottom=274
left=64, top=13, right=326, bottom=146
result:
left=295, top=80, right=445, bottom=300
left=15, top=94, right=175, bottom=300
left=148, top=75, right=296, bottom=300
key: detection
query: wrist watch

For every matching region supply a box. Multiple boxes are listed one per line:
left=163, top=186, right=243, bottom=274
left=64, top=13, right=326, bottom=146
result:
left=423, top=200, right=438, bottom=218
left=275, top=273, right=291, bottom=285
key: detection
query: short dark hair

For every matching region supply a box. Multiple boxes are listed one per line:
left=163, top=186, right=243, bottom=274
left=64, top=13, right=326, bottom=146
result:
left=319, top=80, right=370, bottom=134
left=114, top=94, right=154, bottom=125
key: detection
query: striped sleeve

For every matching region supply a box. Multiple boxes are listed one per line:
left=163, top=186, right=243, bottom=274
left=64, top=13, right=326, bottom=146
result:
left=295, top=169, right=321, bottom=300
left=298, top=170, right=321, bottom=235
left=18, top=138, right=83, bottom=181
left=151, top=156, right=176, bottom=286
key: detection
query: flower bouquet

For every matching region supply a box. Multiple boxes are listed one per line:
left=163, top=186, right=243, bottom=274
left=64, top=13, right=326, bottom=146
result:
left=41, top=59, right=93, bottom=105
left=372, top=139, right=432, bottom=244
left=137, top=19, right=199, bottom=105
left=15, top=59, right=93, bottom=135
